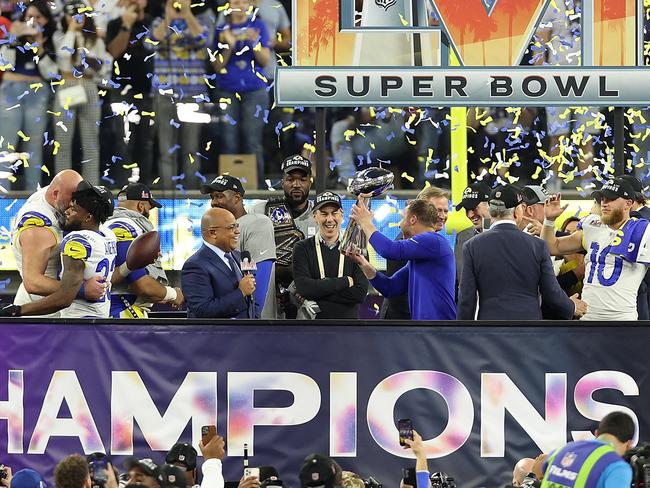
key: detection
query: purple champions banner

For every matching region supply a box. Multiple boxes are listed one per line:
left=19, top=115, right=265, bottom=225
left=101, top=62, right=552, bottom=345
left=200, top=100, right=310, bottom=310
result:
left=0, top=321, right=649, bottom=488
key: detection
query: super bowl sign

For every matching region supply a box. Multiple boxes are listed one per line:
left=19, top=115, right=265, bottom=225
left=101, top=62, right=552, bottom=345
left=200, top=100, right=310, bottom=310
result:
left=275, top=0, right=646, bottom=106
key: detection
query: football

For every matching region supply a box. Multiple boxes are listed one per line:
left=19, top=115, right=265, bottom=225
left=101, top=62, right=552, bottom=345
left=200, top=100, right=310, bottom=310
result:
left=126, top=230, right=160, bottom=270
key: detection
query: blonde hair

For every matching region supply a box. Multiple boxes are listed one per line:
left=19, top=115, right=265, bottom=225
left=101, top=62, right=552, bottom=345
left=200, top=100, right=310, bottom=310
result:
left=417, top=186, right=449, bottom=201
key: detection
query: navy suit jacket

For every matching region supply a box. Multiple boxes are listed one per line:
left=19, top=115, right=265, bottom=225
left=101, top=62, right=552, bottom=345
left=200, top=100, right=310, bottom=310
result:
left=457, top=222, right=575, bottom=320
left=182, top=245, right=259, bottom=319
left=632, top=206, right=650, bottom=320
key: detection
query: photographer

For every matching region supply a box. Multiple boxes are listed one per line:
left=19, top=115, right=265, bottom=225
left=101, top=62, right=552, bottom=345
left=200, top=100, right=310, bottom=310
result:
left=539, top=411, right=634, bottom=487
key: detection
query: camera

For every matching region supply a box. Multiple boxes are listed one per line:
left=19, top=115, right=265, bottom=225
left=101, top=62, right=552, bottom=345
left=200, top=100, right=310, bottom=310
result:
left=625, top=443, right=650, bottom=488
left=0, top=465, right=7, bottom=480
left=362, top=477, right=382, bottom=488
left=87, top=453, right=109, bottom=488
left=430, top=472, right=456, bottom=488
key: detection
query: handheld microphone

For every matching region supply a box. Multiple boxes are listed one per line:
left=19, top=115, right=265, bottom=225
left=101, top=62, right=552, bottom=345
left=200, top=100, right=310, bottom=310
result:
left=240, top=251, right=257, bottom=275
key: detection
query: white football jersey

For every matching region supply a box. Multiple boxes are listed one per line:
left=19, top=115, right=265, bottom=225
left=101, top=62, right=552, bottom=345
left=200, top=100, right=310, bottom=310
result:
left=11, top=186, right=63, bottom=312
left=59, top=227, right=117, bottom=318
left=580, top=214, right=647, bottom=320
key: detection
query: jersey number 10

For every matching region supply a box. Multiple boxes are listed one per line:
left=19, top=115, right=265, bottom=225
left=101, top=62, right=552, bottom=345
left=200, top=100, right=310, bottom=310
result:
left=586, top=242, right=623, bottom=287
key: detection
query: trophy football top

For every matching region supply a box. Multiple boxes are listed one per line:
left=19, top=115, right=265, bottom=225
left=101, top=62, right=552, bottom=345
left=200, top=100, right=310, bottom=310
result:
left=347, top=167, right=395, bottom=196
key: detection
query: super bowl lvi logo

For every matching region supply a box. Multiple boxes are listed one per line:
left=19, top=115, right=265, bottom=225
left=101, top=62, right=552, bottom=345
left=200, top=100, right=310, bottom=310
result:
left=374, top=0, right=397, bottom=10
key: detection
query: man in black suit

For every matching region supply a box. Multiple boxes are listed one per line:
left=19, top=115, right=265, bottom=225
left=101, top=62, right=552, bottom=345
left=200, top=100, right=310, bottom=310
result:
left=181, top=208, right=258, bottom=318
left=457, top=184, right=587, bottom=320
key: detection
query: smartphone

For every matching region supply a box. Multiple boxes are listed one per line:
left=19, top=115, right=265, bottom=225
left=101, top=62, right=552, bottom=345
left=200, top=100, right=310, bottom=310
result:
left=201, top=425, right=216, bottom=445
left=90, top=457, right=108, bottom=483
left=482, top=217, right=491, bottom=230
left=398, top=418, right=414, bottom=447
left=402, top=467, right=416, bottom=487
left=244, top=468, right=259, bottom=479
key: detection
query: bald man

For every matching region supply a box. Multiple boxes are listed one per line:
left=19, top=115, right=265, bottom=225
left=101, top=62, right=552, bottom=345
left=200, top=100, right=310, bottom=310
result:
left=181, top=208, right=259, bottom=318
left=11, top=170, right=106, bottom=316
left=512, top=458, right=535, bottom=486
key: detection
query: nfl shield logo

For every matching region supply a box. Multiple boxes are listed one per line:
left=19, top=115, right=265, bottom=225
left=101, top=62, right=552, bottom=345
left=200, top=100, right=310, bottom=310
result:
left=374, top=0, right=396, bottom=10
left=561, top=452, right=577, bottom=468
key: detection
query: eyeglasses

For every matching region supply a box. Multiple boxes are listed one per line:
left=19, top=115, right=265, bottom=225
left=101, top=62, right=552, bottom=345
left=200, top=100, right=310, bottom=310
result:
left=209, top=223, right=240, bottom=231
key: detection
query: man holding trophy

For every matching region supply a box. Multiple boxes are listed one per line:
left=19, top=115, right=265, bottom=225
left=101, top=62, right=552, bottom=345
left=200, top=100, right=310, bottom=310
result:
left=343, top=169, right=456, bottom=320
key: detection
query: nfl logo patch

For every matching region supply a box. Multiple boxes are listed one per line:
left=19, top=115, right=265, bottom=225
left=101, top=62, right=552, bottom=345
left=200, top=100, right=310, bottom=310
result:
left=561, top=452, right=577, bottom=468
left=374, top=0, right=396, bottom=10
left=312, top=474, right=319, bottom=481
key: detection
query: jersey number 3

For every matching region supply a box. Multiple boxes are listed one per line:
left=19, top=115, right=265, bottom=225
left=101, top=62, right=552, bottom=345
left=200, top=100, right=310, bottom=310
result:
left=586, top=242, right=623, bottom=287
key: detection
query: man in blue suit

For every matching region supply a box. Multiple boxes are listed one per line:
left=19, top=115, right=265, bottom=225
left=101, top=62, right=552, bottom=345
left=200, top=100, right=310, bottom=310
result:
left=181, top=208, right=259, bottom=318
left=457, top=184, right=587, bottom=321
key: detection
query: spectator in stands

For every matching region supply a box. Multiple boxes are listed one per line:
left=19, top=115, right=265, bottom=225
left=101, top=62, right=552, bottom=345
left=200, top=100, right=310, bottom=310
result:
left=349, top=198, right=456, bottom=320
left=0, top=0, right=57, bottom=190
left=166, top=443, right=197, bottom=487
left=249, top=155, right=317, bottom=318
left=299, top=454, right=342, bottom=488
left=540, top=411, right=634, bottom=487
left=150, top=0, right=212, bottom=189
left=212, top=0, right=271, bottom=189
left=126, top=459, right=161, bottom=488
left=381, top=185, right=451, bottom=319
left=54, top=1, right=110, bottom=185
left=182, top=207, right=259, bottom=318
left=105, top=0, right=154, bottom=187
left=534, top=0, right=601, bottom=191
left=293, top=191, right=368, bottom=319
left=198, top=432, right=226, bottom=488
left=202, top=174, right=277, bottom=318
left=457, top=184, right=585, bottom=320
left=454, top=182, right=491, bottom=288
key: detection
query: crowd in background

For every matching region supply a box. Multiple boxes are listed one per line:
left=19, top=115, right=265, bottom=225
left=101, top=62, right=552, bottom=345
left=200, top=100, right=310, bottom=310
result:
left=1, top=0, right=650, bottom=193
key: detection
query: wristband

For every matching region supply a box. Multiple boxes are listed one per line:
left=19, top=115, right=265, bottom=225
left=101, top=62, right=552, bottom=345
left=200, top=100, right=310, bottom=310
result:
left=543, top=218, right=556, bottom=227
left=118, top=262, right=131, bottom=276
left=76, top=282, right=85, bottom=299
left=163, top=286, right=177, bottom=302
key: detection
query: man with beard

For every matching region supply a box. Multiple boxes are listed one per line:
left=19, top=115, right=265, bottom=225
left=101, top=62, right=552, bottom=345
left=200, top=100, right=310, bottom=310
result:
left=541, top=177, right=648, bottom=320
left=201, top=175, right=277, bottom=318
left=10, top=169, right=106, bottom=316
left=1, top=181, right=117, bottom=318
left=250, top=154, right=317, bottom=318
left=108, top=183, right=184, bottom=318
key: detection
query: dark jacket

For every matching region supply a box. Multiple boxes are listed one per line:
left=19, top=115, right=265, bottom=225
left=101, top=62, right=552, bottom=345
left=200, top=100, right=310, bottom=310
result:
left=457, top=222, right=575, bottom=320
left=292, top=237, right=369, bottom=319
left=182, top=245, right=258, bottom=319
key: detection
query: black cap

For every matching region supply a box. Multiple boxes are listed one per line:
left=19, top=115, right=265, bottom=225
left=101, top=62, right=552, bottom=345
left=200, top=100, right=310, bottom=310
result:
left=118, top=183, right=162, bottom=208
left=489, top=184, right=524, bottom=209
left=157, top=464, right=187, bottom=488
left=313, top=191, right=342, bottom=212
left=299, top=454, right=338, bottom=488
left=455, top=182, right=491, bottom=211
left=72, top=180, right=115, bottom=216
left=281, top=155, right=311, bottom=175
left=200, top=175, right=245, bottom=196
left=126, top=458, right=160, bottom=479
left=591, top=177, right=636, bottom=202
left=166, top=443, right=197, bottom=470
left=521, top=185, right=550, bottom=205
left=620, top=175, right=645, bottom=201
left=259, top=466, right=280, bottom=483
